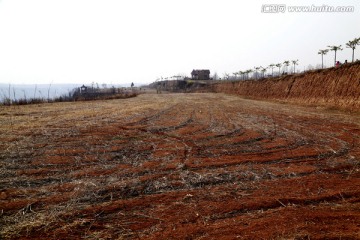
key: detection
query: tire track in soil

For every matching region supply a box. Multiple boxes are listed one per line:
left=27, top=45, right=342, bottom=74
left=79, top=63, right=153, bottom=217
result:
left=1, top=93, right=359, bottom=239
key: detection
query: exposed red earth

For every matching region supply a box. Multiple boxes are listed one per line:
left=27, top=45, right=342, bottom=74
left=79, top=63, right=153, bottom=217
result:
left=212, top=62, right=360, bottom=111
left=1, top=93, right=360, bottom=239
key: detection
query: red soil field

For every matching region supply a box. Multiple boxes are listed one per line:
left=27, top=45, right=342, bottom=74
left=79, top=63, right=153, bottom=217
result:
left=1, top=93, right=360, bottom=239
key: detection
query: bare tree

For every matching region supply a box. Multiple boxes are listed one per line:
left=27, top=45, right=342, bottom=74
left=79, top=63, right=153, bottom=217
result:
left=33, top=84, right=38, bottom=99
left=47, top=82, right=53, bottom=102
left=212, top=72, right=219, bottom=80
left=22, top=90, right=27, bottom=102
left=8, top=84, right=11, bottom=105
left=318, top=49, right=329, bottom=69
left=222, top=72, right=230, bottom=80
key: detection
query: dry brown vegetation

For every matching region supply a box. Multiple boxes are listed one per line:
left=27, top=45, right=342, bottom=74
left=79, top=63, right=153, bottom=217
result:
left=213, top=62, right=360, bottom=111
left=1, top=93, right=360, bottom=239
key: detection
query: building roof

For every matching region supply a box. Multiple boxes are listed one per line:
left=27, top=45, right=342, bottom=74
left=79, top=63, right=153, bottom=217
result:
left=191, top=69, right=210, bottom=74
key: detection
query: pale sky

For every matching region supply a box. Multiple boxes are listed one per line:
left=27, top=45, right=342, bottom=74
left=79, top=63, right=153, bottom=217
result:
left=0, top=0, right=359, bottom=85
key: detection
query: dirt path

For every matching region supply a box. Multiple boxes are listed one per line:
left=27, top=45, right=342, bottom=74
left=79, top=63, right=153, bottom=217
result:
left=1, top=93, right=360, bottom=239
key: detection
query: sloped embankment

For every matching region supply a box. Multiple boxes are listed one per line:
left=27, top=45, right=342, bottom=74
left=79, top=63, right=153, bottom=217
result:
left=213, top=62, right=360, bottom=111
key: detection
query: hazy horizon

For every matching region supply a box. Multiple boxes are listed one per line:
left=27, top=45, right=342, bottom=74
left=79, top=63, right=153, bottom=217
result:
left=0, top=0, right=359, bottom=85
left=0, top=82, right=140, bottom=101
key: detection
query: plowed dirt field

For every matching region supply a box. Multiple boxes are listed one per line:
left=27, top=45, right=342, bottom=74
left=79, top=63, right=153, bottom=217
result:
left=1, top=93, right=360, bottom=239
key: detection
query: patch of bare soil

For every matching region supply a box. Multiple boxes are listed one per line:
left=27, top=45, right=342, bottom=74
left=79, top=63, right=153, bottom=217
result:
left=1, top=93, right=359, bottom=239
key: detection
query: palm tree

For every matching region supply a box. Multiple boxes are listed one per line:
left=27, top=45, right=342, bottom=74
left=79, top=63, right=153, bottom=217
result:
left=268, top=64, right=276, bottom=77
left=233, top=72, right=238, bottom=80
left=291, top=60, right=299, bottom=73
left=346, top=38, right=360, bottom=62
left=246, top=69, right=253, bottom=80
left=260, top=67, right=267, bottom=78
left=239, top=71, right=245, bottom=80
left=275, top=63, right=282, bottom=76
left=254, top=66, right=261, bottom=80
left=283, top=60, right=290, bottom=73
left=328, top=45, right=343, bottom=66
left=318, top=49, right=329, bottom=68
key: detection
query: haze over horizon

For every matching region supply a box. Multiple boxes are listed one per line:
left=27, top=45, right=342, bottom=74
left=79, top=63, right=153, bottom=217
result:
left=0, top=0, right=359, bottom=85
